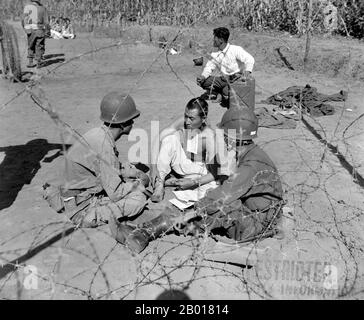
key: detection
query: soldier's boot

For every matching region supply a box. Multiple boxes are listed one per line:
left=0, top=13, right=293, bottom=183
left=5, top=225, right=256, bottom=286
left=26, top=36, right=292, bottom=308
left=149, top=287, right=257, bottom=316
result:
left=36, top=59, right=43, bottom=68
left=109, top=216, right=136, bottom=244
left=220, top=95, right=230, bottom=108
left=110, top=212, right=174, bottom=253
left=27, top=58, right=36, bottom=68
left=151, top=177, right=165, bottom=203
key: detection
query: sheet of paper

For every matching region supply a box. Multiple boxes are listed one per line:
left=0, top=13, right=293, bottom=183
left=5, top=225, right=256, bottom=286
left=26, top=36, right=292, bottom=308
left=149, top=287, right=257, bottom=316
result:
left=172, top=190, right=200, bottom=202
left=169, top=198, right=194, bottom=210
left=277, top=109, right=297, bottom=116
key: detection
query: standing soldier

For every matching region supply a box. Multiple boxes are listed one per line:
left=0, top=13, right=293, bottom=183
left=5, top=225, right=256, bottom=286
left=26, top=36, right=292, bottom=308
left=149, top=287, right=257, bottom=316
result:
left=112, top=107, right=285, bottom=253
left=43, top=92, right=149, bottom=229
left=22, top=0, right=49, bottom=68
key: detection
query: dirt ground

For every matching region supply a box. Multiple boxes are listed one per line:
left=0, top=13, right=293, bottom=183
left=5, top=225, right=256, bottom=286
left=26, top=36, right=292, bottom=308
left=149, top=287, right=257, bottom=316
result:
left=0, top=21, right=364, bottom=300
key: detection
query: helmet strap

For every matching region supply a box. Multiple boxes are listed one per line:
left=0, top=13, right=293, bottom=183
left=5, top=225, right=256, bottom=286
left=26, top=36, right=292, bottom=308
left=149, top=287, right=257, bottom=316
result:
left=235, top=140, right=253, bottom=147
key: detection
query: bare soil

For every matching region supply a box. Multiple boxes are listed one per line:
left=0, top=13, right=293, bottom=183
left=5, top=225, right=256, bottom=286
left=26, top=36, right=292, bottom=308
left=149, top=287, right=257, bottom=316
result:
left=0, top=21, right=363, bottom=300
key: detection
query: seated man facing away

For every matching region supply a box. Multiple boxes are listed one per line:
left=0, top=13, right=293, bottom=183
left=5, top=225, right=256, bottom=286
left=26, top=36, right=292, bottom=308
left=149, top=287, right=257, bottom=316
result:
left=150, top=97, right=219, bottom=202
left=112, top=107, right=284, bottom=253
left=43, top=92, right=149, bottom=228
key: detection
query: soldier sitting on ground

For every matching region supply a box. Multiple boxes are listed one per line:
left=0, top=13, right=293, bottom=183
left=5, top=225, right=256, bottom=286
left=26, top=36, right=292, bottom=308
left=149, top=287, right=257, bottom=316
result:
left=43, top=92, right=150, bottom=229
left=22, top=0, right=50, bottom=68
left=111, top=107, right=284, bottom=253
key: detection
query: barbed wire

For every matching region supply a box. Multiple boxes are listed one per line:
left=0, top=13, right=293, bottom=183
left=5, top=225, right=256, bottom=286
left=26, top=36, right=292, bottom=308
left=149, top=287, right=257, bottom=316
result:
left=0, top=11, right=363, bottom=301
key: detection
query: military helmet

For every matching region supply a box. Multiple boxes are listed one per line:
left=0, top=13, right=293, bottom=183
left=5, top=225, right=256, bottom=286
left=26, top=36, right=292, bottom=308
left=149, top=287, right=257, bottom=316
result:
left=100, top=92, right=140, bottom=124
left=218, top=106, right=258, bottom=141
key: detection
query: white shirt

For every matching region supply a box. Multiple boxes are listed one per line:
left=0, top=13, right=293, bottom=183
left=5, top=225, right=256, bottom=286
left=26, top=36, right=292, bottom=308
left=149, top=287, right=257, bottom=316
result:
left=201, top=43, right=255, bottom=78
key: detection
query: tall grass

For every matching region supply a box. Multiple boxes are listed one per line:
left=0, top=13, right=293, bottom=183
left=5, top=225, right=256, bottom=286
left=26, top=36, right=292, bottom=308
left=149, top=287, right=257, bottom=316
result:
left=0, top=0, right=363, bottom=39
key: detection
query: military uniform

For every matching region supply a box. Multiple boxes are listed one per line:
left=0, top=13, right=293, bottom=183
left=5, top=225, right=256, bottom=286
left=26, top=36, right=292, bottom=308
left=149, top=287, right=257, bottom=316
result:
left=22, top=0, right=48, bottom=65
left=44, top=125, right=147, bottom=227
left=194, top=143, right=283, bottom=241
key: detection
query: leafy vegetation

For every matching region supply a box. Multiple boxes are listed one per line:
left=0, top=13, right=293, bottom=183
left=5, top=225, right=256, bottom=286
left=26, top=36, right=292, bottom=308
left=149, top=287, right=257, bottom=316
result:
left=0, top=0, right=363, bottom=39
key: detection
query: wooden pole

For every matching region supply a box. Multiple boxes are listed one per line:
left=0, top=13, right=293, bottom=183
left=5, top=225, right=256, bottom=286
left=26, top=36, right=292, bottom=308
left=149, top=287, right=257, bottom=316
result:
left=303, top=0, right=313, bottom=71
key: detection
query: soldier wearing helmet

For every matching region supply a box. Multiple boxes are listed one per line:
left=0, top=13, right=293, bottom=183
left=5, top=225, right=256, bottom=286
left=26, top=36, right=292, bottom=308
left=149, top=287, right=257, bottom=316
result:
left=111, top=106, right=284, bottom=254
left=193, top=106, right=284, bottom=240
left=43, top=92, right=149, bottom=229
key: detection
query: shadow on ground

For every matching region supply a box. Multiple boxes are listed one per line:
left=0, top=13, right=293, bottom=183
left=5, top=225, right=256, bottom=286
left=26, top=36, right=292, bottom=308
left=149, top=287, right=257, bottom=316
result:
left=0, top=139, right=70, bottom=210
left=39, top=58, right=65, bottom=68
left=43, top=53, right=65, bottom=60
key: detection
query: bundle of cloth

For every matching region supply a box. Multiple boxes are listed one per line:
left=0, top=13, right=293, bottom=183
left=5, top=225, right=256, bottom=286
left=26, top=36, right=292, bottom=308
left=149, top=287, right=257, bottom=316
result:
left=261, top=84, right=348, bottom=117
left=49, top=17, right=76, bottom=39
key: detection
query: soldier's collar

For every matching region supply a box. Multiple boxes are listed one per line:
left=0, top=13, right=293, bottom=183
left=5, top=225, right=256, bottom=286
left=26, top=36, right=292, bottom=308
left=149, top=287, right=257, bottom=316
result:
left=101, top=125, right=116, bottom=145
left=220, top=43, right=230, bottom=54
left=235, top=143, right=256, bottom=162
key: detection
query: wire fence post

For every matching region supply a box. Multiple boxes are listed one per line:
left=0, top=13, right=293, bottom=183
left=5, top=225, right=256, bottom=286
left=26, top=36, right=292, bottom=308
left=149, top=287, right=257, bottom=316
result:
left=303, top=0, right=313, bottom=72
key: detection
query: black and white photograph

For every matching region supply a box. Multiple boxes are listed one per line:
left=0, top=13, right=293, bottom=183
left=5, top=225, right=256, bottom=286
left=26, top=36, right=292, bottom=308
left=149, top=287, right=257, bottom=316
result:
left=0, top=0, right=363, bottom=307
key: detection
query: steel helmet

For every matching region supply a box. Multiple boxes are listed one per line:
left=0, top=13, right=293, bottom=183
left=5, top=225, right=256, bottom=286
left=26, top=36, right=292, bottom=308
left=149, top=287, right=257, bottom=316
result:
left=100, top=92, right=140, bottom=124
left=218, top=106, right=258, bottom=141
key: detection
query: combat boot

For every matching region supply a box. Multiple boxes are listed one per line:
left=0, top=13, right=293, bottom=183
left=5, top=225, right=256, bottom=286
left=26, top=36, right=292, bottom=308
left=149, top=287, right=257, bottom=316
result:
left=27, top=58, right=36, bottom=68
left=220, top=95, right=230, bottom=108
left=151, top=177, right=165, bottom=202
left=110, top=212, right=174, bottom=253
left=36, top=60, right=43, bottom=69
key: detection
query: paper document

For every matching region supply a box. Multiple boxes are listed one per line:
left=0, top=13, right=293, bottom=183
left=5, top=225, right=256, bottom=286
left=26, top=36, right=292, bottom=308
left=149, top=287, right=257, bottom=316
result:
left=169, top=198, right=194, bottom=210
left=173, top=190, right=200, bottom=202
left=277, top=109, right=297, bottom=116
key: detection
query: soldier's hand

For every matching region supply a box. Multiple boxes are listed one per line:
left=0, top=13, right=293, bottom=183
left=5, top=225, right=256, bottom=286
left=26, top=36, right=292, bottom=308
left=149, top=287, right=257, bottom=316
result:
left=149, top=164, right=158, bottom=188
left=243, top=71, right=252, bottom=79
left=175, top=178, right=197, bottom=190
left=196, top=75, right=205, bottom=86
left=120, top=163, right=138, bottom=178
left=136, top=171, right=150, bottom=187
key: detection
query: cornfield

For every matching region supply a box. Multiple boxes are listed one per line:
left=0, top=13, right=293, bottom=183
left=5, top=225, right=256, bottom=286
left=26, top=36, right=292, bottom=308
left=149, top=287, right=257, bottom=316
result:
left=0, top=0, right=363, bottom=38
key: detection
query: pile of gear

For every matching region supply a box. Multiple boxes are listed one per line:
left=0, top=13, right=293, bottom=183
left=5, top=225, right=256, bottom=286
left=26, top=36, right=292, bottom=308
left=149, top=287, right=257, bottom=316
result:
left=261, top=84, right=348, bottom=117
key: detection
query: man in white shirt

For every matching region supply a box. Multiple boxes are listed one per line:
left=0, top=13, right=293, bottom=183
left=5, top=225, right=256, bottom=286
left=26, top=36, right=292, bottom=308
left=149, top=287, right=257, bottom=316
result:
left=150, top=97, right=219, bottom=202
left=197, top=27, right=255, bottom=107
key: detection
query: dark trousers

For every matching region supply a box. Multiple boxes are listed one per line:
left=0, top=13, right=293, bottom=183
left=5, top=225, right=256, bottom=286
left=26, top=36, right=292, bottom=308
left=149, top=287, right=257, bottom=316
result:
left=199, top=72, right=243, bottom=98
left=200, top=76, right=229, bottom=98
left=194, top=199, right=283, bottom=241
left=26, top=29, right=45, bottom=61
